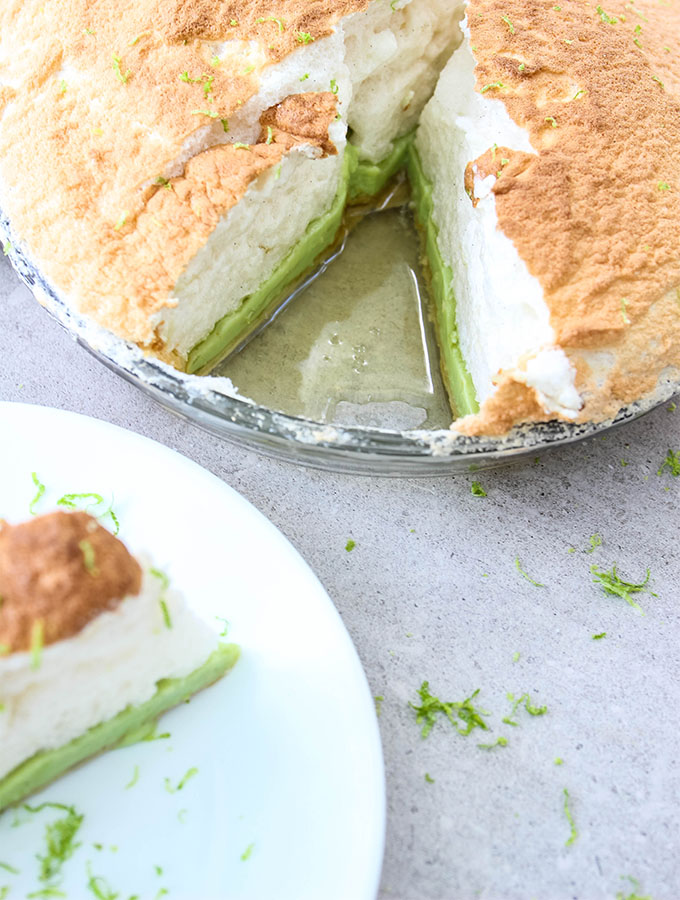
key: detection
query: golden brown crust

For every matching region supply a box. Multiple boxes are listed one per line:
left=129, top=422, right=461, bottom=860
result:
left=0, top=0, right=355, bottom=344
left=0, top=512, right=142, bottom=654
left=460, top=0, right=680, bottom=432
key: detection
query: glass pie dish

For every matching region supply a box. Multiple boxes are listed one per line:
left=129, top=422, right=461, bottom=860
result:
left=9, top=204, right=677, bottom=477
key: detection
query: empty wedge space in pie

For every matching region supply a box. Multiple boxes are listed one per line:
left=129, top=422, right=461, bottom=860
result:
left=0, top=0, right=678, bottom=436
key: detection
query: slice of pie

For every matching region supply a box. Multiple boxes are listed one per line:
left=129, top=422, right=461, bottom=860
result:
left=410, top=3, right=680, bottom=435
left=0, top=0, right=678, bottom=436
left=0, top=511, right=239, bottom=811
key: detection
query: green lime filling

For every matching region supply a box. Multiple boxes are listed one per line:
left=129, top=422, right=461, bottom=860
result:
left=347, top=130, right=414, bottom=202
left=406, top=146, right=479, bottom=417
left=0, top=643, right=240, bottom=812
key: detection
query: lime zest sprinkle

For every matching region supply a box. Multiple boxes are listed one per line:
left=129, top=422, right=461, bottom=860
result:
left=295, top=31, right=314, bottom=43
left=150, top=568, right=172, bottom=628
left=563, top=787, right=578, bottom=845
left=424, top=772, right=435, bottom=783
left=299, top=73, right=309, bottom=82
left=512, top=651, right=520, bottom=662
left=233, top=142, right=251, bottom=150
left=596, top=5, right=618, bottom=24
left=191, top=109, right=218, bottom=119
left=620, top=296, right=631, bottom=325
left=111, top=53, right=131, bottom=84
left=164, top=767, right=198, bottom=793
left=554, top=757, right=564, bottom=765
left=374, top=695, right=384, bottom=716
left=129, top=31, right=151, bottom=47
left=114, top=212, right=128, bottom=232
left=215, top=616, right=230, bottom=637
left=591, top=564, right=650, bottom=611
left=125, top=765, right=140, bottom=789
left=658, top=181, right=671, bottom=191
left=57, top=493, right=120, bottom=534
left=330, top=78, right=338, bottom=94
left=240, top=843, right=255, bottom=862
left=86, top=862, right=118, bottom=900
left=2, top=241, right=11, bottom=255
left=657, top=449, right=680, bottom=476
left=615, top=875, right=653, bottom=900
left=0, top=863, right=19, bottom=875
left=480, top=81, right=505, bottom=93
left=477, top=736, right=508, bottom=749
left=410, top=681, right=490, bottom=738
left=587, top=533, right=602, bottom=553
left=345, top=539, right=356, bottom=552
left=30, top=619, right=44, bottom=670
left=265, top=125, right=273, bottom=145
left=470, top=481, right=487, bottom=497
left=652, top=75, right=665, bottom=90
left=514, top=557, right=545, bottom=587
left=149, top=567, right=170, bottom=591
left=78, top=539, right=99, bottom=576
left=502, top=691, right=547, bottom=726
left=256, top=16, right=285, bottom=32
left=29, top=471, right=45, bottom=515
left=501, top=14, right=515, bottom=33
left=592, top=632, right=607, bottom=640
left=159, top=599, right=172, bottom=629
left=544, top=116, right=558, bottom=128
left=23, top=802, right=85, bottom=886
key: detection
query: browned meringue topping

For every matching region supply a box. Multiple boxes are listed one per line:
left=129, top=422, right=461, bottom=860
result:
left=459, top=0, right=680, bottom=433
left=0, top=0, right=360, bottom=347
left=0, top=512, right=142, bottom=654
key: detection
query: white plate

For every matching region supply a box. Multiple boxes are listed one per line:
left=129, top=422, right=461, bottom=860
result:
left=0, top=402, right=385, bottom=900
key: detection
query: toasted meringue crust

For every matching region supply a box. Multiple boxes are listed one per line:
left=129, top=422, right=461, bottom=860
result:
left=0, top=0, right=352, bottom=342
left=458, top=0, right=680, bottom=433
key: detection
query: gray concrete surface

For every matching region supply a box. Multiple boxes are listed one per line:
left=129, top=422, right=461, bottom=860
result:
left=1, top=254, right=679, bottom=900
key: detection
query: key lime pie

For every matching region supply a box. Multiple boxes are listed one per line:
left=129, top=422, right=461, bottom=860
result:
left=0, top=0, right=679, bottom=436
left=0, top=511, right=239, bottom=811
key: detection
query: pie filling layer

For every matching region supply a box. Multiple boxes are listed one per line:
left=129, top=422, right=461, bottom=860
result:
left=0, top=643, right=240, bottom=812
left=406, top=145, right=478, bottom=418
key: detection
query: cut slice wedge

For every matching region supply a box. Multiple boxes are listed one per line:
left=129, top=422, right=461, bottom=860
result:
left=0, top=643, right=240, bottom=812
